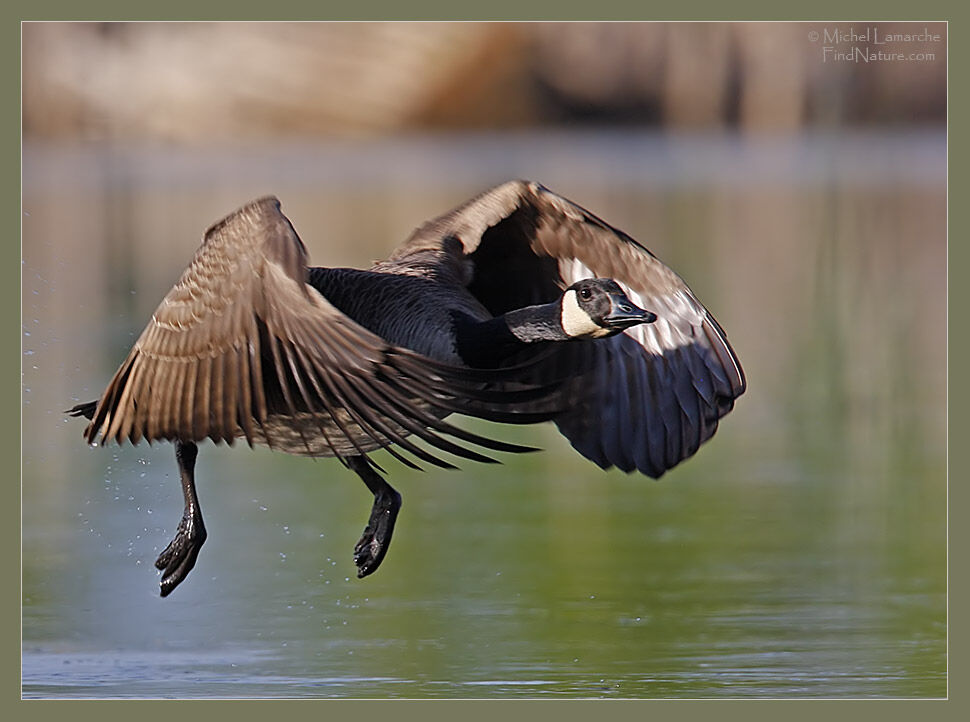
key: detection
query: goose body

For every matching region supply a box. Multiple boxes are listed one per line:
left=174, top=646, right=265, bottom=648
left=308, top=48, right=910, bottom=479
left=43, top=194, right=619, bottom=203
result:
left=70, top=180, right=745, bottom=596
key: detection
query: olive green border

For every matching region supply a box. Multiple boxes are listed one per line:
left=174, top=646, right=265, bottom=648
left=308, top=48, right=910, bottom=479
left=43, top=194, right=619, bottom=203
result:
left=3, top=0, right=963, bottom=20
left=9, top=1, right=958, bottom=721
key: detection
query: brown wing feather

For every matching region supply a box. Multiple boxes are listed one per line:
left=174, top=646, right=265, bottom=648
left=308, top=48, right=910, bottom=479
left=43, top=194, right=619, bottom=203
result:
left=395, top=180, right=745, bottom=477
left=84, top=196, right=550, bottom=466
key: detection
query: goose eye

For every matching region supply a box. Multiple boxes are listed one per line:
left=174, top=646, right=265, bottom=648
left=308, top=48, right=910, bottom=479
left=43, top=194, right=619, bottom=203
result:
left=579, top=287, right=592, bottom=300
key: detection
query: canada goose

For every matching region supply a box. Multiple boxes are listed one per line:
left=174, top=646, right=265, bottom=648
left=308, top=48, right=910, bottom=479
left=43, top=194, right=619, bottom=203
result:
left=68, top=180, right=745, bottom=596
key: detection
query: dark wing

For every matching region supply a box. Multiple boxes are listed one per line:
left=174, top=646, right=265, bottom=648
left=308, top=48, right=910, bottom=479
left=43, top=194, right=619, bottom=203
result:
left=394, top=180, right=746, bottom=478
left=83, top=196, right=550, bottom=469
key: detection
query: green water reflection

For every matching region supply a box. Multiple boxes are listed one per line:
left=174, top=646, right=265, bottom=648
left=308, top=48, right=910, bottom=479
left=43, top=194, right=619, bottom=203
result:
left=22, top=131, right=945, bottom=698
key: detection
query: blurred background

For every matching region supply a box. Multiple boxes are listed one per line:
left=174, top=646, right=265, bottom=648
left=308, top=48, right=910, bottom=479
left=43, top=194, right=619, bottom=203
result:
left=22, top=22, right=946, bottom=698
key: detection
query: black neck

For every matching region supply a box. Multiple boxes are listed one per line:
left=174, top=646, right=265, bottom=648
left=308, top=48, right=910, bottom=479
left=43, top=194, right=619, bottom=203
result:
left=501, top=302, right=570, bottom=343
left=453, top=301, right=568, bottom=368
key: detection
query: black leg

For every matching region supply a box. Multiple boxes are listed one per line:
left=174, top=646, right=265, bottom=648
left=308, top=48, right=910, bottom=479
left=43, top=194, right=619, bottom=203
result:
left=348, top=456, right=402, bottom=579
left=154, top=441, right=207, bottom=597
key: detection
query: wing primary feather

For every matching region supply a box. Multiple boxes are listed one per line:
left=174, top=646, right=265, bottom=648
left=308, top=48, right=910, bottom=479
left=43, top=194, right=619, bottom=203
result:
left=642, top=356, right=669, bottom=477
left=291, top=346, right=379, bottom=470
left=235, top=344, right=256, bottom=446
left=386, top=355, right=562, bottom=423
left=219, top=347, right=238, bottom=444
left=310, top=367, right=394, bottom=472
left=396, top=345, right=561, bottom=385
left=102, top=356, right=137, bottom=443
left=285, top=319, right=482, bottom=467
left=249, top=327, right=268, bottom=426
left=277, top=341, right=346, bottom=456
left=326, top=366, right=463, bottom=469
left=209, top=350, right=226, bottom=443
left=659, top=359, right=685, bottom=472
left=331, top=378, right=449, bottom=470
left=165, top=358, right=187, bottom=441
left=265, top=332, right=314, bottom=455
left=703, top=318, right=746, bottom=400
left=146, top=355, right=172, bottom=441
left=123, top=363, right=149, bottom=445
left=179, top=354, right=198, bottom=441
left=193, top=356, right=213, bottom=443
left=264, top=329, right=387, bottom=467
left=278, top=337, right=328, bottom=453
left=271, top=319, right=392, bottom=467
left=601, top=344, right=631, bottom=471
left=89, top=353, right=132, bottom=443
left=388, top=372, right=559, bottom=427
left=358, top=376, right=502, bottom=465
left=364, top=369, right=536, bottom=460
left=284, top=337, right=411, bottom=471
left=327, top=358, right=501, bottom=463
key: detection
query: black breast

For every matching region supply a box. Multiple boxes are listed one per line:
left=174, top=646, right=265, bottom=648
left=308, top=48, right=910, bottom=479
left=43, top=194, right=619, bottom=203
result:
left=306, top=267, right=470, bottom=362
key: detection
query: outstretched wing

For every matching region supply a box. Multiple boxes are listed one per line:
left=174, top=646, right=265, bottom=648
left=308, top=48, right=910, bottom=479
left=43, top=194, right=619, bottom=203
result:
left=395, top=180, right=746, bottom=477
left=83, top=196, right=549, bottom=468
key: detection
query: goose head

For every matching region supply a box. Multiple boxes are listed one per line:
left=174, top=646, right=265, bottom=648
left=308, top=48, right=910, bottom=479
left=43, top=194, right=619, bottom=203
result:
left=560, top=278, right=657, bottom=339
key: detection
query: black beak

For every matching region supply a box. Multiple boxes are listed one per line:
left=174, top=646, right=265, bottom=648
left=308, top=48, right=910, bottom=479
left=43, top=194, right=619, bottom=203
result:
left=604, top=295, right=657, bottom=329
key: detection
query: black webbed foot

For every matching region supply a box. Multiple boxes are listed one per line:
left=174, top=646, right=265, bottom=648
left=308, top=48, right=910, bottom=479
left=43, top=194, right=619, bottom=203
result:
left=155, top=511, right=207, bottom=597
left=155, top=440, right=206, bottom=597
left=353, top=486, right=402, bottom=578
left=347, top=456, right=402, bottom=579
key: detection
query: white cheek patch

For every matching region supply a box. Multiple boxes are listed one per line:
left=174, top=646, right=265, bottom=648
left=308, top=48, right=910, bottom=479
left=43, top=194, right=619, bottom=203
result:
left=561, top=289, right=610, bottom=338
